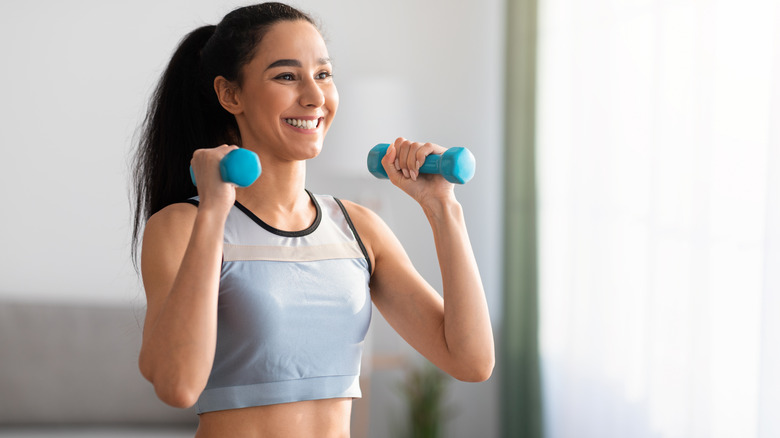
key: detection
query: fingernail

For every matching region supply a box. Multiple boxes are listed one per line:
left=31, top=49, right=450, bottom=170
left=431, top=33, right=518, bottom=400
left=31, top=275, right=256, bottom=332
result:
left=403, top=168, right=410, bottom=178
left=394, top=159, right=401, bottom=171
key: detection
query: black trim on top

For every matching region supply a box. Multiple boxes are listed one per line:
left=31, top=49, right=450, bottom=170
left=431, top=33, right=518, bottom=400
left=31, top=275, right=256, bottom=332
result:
left=334, top=197, right=373, bottom=276
left=234, top=189, right=322, bottom=238
left=185, top=198, right=200, bottom=207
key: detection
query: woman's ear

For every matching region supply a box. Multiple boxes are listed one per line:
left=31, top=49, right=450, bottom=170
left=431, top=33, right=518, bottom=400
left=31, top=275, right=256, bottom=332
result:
left=214, top=76, right=242, bottom=115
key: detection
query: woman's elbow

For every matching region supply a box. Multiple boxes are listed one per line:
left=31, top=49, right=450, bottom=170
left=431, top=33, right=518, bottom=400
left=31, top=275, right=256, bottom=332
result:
left=147, top=369, right=203, bottom=408
left=453, top=355, right=495, bottom=383
left=138, top=355, right=202, bottom=408
left=154, top=382, right=201, bottom=409
left=461, top=364, right=495, bottom=383
left=138, top=351, right=155, bottom=384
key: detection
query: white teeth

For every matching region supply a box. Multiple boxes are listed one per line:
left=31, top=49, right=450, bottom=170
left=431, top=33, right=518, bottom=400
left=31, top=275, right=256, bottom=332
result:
left=285, top=118, right=319, bottom=129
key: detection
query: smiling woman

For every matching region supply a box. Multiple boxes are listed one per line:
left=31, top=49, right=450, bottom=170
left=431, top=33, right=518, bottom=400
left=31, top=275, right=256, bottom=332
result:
left=130, top=2, right=494, bottom=437
left=211, top=19, right=338, bottom=166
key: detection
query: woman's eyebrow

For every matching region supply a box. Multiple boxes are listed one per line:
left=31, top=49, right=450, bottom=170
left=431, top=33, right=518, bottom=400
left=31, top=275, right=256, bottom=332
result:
left=265, top=58, right=332, bottom=71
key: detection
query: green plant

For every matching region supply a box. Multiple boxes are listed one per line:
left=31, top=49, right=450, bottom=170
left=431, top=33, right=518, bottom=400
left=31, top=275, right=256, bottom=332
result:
left=397, top=362, right=453, bottom=438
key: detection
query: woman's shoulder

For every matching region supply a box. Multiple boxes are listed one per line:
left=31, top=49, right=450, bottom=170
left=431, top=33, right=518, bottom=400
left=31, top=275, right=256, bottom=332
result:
left=337, top=199, right=397, bottom=255
left=337, top=199, right=383, bottom=229
left=144, top=202, right=199, bottom=238
left=140, top=202, right=200, bottom=282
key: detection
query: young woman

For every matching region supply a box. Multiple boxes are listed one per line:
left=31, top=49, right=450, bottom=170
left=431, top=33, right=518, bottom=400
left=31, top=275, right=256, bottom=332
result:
left=132, top=3, right=494, bottom=437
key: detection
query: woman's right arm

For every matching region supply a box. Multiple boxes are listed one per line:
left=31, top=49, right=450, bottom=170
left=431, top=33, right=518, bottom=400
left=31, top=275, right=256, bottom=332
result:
left=138, top=145, right=236, bottom=408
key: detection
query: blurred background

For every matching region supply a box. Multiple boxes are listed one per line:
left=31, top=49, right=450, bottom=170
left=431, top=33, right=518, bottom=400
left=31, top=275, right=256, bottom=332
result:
left=0, top=0, right=777, bottom=437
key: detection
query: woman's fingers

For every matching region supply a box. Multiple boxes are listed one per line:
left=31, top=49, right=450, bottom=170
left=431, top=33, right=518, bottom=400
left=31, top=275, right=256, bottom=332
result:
left=381, top=138, right=409, bottom=182
left=396, top=138, right=413, bottom=179
left=387, top=138, right=448, bottom=182
left=190, top=145, right=239, bottom=210
left=381, top=140, right=399, bottom=177
left=191, top=144, right=238, bottom=184
left=381, top=138, right=456, bottom=204
left=408, top=142, right=445, bottom=181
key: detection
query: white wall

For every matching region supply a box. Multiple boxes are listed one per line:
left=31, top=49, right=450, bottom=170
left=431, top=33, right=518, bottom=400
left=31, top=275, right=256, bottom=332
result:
left=0, top=1, right=503, bottom=436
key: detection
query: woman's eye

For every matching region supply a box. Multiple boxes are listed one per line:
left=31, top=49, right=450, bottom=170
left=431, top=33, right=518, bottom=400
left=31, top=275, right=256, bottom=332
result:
left=275, top=73, right=295, bottom=81
left=316, top=71, right=333, bottom=80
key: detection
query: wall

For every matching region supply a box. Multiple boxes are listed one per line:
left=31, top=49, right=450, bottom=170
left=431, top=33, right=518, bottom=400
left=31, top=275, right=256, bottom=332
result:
left=0, top=1, right=504, bottom=436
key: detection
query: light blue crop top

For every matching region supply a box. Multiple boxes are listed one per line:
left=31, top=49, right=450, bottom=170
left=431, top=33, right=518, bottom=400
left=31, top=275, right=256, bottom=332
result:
left=189, top=191, right=372, bottom=414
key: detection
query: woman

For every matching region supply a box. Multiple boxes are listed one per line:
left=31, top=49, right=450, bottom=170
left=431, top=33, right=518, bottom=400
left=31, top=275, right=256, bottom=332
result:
left=132, top=3, right=494, bottom=437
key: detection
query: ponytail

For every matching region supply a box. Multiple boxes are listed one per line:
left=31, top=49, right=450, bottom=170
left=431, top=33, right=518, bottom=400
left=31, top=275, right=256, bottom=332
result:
left=131, top=3, right=317, bottom=265
left=131, top=25, right=234, bottom=264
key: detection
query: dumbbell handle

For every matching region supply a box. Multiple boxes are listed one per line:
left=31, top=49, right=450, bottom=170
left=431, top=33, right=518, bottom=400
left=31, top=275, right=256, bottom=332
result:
left=190, top=148, right=261, bottom=188
left=366, top=143, right=475, bottom=184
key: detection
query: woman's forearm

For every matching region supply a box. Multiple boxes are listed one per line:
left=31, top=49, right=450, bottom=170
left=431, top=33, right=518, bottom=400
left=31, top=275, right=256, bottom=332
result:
left=422, top=197, right=495, bottom=381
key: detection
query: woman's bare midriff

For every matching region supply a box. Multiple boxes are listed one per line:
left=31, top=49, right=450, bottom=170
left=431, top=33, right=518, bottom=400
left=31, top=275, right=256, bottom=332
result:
left=195, top=398, right=353, bottom=438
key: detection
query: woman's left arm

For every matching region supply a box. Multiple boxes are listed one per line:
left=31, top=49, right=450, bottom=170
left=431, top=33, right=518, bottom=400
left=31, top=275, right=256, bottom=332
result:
left=344, top=138, right=495, bottom=382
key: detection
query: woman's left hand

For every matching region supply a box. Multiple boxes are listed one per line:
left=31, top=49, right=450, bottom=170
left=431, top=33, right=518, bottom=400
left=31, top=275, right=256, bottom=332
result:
left=380, top=137, right=456, bottom=205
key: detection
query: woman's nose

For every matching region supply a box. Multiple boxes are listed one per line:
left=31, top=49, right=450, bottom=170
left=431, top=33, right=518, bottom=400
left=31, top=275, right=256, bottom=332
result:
left=299, top=77, right=325, bottom=108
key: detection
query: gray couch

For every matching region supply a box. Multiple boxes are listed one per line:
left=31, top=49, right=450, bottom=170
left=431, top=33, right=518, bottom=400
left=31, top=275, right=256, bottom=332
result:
left=0, top=300, right=197, bottom=437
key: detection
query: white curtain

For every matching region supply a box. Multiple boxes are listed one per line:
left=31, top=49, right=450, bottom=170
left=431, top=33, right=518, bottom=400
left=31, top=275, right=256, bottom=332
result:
left=536, top=1, right=780, bottom=437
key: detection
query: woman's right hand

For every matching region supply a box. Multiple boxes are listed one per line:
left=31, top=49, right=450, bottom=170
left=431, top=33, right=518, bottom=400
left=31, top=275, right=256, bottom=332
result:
left=190, top=144, right=239, bottom=213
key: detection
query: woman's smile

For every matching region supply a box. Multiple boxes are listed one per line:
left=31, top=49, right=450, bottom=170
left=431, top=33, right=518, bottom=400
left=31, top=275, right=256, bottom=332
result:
left=283, top=116, right=325, bottom=132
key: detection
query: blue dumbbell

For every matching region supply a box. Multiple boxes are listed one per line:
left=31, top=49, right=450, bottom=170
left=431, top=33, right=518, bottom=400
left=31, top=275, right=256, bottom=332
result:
left=366, top=143, right=476, bottom=184
left=190, top=148, right=261, bottom=188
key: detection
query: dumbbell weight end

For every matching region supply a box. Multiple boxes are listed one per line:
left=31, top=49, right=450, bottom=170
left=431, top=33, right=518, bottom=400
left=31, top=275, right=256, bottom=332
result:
left=190, top=148, right=261, bottom=188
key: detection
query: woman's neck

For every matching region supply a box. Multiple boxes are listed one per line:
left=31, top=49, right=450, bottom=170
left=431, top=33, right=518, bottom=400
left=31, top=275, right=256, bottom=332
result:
left=234, top=159, right=316, bottom=232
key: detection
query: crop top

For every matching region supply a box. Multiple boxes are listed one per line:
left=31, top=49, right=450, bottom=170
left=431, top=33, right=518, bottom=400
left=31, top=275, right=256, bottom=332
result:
left=188, top=191, right=373, bottom=414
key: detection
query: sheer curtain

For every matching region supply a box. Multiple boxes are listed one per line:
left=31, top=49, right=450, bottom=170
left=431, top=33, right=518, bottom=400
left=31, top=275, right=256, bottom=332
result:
left=536, top=1, right=780, bottom=437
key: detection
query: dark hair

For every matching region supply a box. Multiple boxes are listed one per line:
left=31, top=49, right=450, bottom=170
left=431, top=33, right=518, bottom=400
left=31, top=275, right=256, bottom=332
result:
left=131, top=2, right=316, bottom=263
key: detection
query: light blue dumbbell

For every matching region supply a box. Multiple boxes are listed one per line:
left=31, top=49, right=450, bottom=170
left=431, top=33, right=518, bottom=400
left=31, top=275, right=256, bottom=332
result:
left=366, top=143, right=476, bottom=184
left=190, top=148, right=261, bottom=188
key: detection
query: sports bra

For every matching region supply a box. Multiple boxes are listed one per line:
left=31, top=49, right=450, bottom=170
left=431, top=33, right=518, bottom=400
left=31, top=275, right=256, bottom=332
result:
left=188, top=191, right=372, bottom=414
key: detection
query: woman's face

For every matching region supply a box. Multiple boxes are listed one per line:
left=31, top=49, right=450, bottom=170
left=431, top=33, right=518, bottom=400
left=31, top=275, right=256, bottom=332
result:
left=233, top=20, right=338, bottom=162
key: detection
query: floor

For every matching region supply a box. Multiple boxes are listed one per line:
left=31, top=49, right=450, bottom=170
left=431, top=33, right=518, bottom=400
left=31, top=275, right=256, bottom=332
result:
left=0, top=426, right=197, bottom=438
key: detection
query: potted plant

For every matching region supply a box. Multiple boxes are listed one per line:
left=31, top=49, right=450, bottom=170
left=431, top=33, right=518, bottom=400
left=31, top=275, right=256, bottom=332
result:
left=397, top=361, right=454, bottom=438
